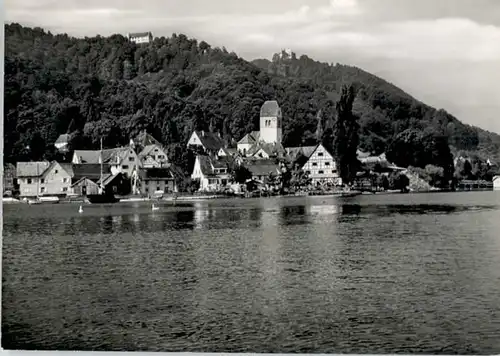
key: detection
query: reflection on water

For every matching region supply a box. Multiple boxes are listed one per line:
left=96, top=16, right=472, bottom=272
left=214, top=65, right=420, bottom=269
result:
left=3, top=192, right=500, bottom=353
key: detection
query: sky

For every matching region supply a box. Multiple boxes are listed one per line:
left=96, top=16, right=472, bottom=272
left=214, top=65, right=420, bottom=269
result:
left=5, top=0, right=500, bottom=134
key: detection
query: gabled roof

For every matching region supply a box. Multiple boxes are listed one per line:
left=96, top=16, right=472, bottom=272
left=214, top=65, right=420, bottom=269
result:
left=72, top=164, right=111, bottom=181
left=193, top=131, right=225, bottom=151
left=102, top=147, right=131, bottom=164
left=129, top=32, right=152, bottom=38
left=249, top=142, right=286, bottom=158
left=219, top=147, right=238, bottom=156
left=58, top=163, right=74, bottom=176
left=196, top=155, right=229, bottom=176
left=55, top=134, right=69, bottom=144
left=139, top=144, right=166, bottom=157
left=244, top=159, right=280, bottom=177
left=139, top=168, right=174, bottom=180
left=16, top=161, right=51, bottom=177
left=134, top=131, right=162, bottom=149
left=238, top=131, right=260, bottom=145
left=260, top=101, right=281, bottom=117
left=73, top=150, right=101, bottom=164
left=286, top=146, right=318, bottom=160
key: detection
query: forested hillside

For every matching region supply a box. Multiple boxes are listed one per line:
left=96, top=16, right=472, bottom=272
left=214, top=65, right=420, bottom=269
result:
left=253, top=52, right=500, bottom=163
left=5, top=24, right=500, bottom=174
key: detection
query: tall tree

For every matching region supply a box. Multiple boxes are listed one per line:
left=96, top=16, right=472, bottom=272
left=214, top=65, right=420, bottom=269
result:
left=315, top=109, right=323, bottom=143
left=332, top=84, right=360, bottom=185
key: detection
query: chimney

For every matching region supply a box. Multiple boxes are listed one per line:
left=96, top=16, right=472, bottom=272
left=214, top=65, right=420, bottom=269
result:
left=202, top=130, right=205, bottom=137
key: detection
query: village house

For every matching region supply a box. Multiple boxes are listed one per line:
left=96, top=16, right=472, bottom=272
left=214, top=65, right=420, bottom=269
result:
left=244, top=159, right=281, bottom=182
left=54, top=134, right=70, bottom=153
left=138, top=167, right=177, bottom=196
left=72, top=146, right=140, bottom=178
left=3, top=163, right=18, bottom=195
left=191, top=155, right=231, bottom=191
left=217, top=147, right=238, bottom=158
left=494, top=176, right=500, bottom=191
left=127, top=31, right=153, bottom=44
left=187, top=130, right=225, bottom=156
left=293, top=144, right=342, bottom=186
left=17, top=161, right=73, bottom=197
left=138, top=144, right=169, bottom=168
left=70, top=164, right=112, bottom=196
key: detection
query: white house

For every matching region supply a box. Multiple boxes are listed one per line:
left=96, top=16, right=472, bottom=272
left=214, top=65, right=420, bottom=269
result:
left=494, top=176, right=500, bottom=190
left=191, top=155, right=231, bottom=191
left=128, top=32, right=153, bottom=44
left=298, top=144, right=342, bottom=186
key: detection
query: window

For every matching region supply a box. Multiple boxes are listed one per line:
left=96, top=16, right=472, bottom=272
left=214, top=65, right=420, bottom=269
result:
left=318, top=170, right=324, bottom=174
left=332, top=170, right=336, bottom=174
left=318, top=152, right=324, bottom=157
left=129, top=156, right=135, bottom=162
left=306, top=171, right=311, bottom=175
left=63, top=178, right=68, bottom=183
left=157, top=186, right=160, bottom=191
left=325, top=162, right=330, bottom=166
left=122, top=165, right=129, bottom=170
left=154, top=149, right=159, bottom=152
left=158, top=155, right=164, bottom=159
left=312, top=162, right=318, bottom=166
left=145, top=187, right=149, bottom=192
left=62, top=187, right=68, bottom=192
left=40, top=187, right=45, bottom=193
left=27, top=178, right=32, bottom=184
left=41, top=178, right=45, bottom=184
left=55, top=170, right=58, bottom=174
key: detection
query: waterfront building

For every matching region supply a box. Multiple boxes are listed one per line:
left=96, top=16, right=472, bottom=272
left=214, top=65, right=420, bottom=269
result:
left=244, top=159, right=281, bottom=182
left=17, top=161, right=72, bottom=197
left=138, top=167, right=177, bottom=196
left=72, top=146, right=139, bottom=179
left=191, top=155, right=231, bottom=191
left=290, top=144, right=342, bottom=186
left=493, top=176, right=500, bottom=190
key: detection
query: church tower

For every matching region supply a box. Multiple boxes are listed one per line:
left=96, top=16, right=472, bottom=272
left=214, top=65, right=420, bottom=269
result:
left=259, top=100, right=282, bottom=144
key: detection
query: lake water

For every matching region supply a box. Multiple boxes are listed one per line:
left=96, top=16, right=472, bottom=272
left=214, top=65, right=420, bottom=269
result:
left=3, top=192, right=500, bottom=353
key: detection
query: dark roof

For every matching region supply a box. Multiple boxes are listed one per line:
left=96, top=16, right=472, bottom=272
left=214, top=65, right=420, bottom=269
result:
left=194, top=131, right=225, bottom=151
left=198, top=155, right=215, bottom=176
left=72, top=164, right=111, bottom=181
left=260, top=101, right=281, bottom=117
left=139, top=168, right=174, bottom=180
left=134, top=131, right=162, bottom=149
left=249, top=142, right=286, bottom=157
left=16, top=161, right=51, bottom=177
left=245, top=159, right=280, bottom=177
left=129, top=32, right=152, bottom=38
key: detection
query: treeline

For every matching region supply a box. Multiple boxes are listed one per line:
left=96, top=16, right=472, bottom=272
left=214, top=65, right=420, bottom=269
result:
left=4, top=24, right=500, bottom=181
left=254, top=51, right=500, bottom=162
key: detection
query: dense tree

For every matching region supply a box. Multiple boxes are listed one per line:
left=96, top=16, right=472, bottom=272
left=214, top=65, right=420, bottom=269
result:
left=5, top=23, right=500, bottom=181
left=332, top=84, right=360, bottom=185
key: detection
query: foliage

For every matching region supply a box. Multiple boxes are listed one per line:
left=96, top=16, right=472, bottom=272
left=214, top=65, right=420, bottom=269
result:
left=332, top=84, right=360, bottom=184
left=5, top=24, right=500, bottom=181
left=375, top=174, right=389, bottom=190
left=289, top=164, right=312, bottom=190
left=386, top=128, right=454, bottom=184
left=388, top=172, right=410, bottom=192
left=254, top=50, right=500, bottom=162
left=231, top=164, right=252, bottom=184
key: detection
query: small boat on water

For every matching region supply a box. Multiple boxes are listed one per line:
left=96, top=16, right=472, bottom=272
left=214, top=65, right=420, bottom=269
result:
left=39, top=196, right=60, bottom=204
